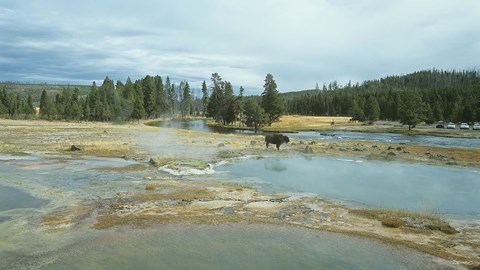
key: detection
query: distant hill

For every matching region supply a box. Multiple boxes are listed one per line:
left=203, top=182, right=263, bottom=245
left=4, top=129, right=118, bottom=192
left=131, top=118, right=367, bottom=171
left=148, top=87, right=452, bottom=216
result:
left=0, top=82, right=90, bottom=105
left=281, top=69, right=480, bottom=123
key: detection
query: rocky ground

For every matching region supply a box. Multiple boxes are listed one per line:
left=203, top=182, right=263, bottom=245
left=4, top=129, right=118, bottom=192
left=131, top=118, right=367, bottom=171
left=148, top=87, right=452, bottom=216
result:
left=1, top=118, right=479, bottom=268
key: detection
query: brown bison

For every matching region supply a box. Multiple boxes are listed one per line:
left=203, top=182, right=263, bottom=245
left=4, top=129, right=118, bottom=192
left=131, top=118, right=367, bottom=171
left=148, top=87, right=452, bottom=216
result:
left=265, top=133, right=290, bottom=150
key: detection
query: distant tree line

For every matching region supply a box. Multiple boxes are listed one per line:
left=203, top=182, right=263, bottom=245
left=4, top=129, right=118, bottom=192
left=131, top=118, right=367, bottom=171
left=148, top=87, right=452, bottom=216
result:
left=36, top=75, right=204, bottom=122
left=284, top=70, right=480, bottom=125
left=205, top=73, right=284, bottom=131
left=0, top=87, right=36, bottom=119
left=1, top=72, right=284, bottom=130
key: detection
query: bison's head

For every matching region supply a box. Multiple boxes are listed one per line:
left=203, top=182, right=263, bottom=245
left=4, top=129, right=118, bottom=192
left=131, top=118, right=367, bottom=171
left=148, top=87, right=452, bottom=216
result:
left=283, top=136, right=290, bottom=144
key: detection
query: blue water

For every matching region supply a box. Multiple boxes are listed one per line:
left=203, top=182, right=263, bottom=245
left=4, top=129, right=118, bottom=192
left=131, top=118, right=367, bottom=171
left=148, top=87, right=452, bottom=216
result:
left=0, top=185, right=47, bottom=211
left=0, top=154, right=468, bottom=269
left=152, top=120, right=480, bottom=148
left=33, top=224, right=456, bottom=270
left=216, top=156, right=480, bottom=219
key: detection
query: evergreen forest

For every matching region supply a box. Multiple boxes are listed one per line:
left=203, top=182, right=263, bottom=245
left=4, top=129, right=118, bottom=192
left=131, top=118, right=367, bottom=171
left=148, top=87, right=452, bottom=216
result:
left=284, top=69, right=480, bottom=124
left=1, top=69, right=479, bottom=127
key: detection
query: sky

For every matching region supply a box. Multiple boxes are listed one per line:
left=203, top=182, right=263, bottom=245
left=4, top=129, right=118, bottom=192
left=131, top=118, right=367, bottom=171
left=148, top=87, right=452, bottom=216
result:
left=1, top=0, right=479, bottom=94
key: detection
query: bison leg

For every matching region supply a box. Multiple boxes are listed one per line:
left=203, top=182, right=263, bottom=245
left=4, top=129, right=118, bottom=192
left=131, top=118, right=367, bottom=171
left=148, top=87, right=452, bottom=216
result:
left=276, top=143, right=280, bottom=150
left=266, top=142, right=269, bottom=148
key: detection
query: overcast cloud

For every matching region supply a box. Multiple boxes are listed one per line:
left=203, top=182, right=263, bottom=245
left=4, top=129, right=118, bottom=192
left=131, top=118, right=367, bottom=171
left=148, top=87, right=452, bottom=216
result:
left=0, top=0, right=479, bottom=93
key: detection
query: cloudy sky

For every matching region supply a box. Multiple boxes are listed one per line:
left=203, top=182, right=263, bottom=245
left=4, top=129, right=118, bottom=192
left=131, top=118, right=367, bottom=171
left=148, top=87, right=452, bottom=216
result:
left=1, top=0, right=479, bottom=94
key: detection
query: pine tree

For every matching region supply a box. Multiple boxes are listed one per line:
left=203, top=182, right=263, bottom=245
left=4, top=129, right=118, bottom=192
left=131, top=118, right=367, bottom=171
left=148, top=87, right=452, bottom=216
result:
left=201, top=80, right=208, bottom=116
left=399, top=91, right=427, bottom=130
left=237, top=86, right=245, bottom=126
left=40, top=90, right=48, bottom=116
left=223, top=81, right=236, bottom=125
left=206, top=73, right=225, bottom=123
left=131, top=80, right=145, bottom=122
left=244, top=98, right=268, bottom=132
left=261, top=74, right=284, bottom=125
left=154, top=75, right=165, bottom=117
left=142, top=75, right=155, bottom=117
left=181, top=81, right=192, bottom=118
left=364, top=96, right=380, bottom=122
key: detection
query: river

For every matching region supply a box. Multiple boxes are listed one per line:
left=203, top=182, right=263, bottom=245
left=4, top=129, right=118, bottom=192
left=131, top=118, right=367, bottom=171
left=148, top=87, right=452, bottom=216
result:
left=152, top=119, right=480, bottom=148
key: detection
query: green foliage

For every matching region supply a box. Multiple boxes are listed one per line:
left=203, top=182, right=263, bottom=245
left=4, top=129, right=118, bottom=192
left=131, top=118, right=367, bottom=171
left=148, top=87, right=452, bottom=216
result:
left=181, top=81, right=192, bottom=118
left=131, top=80, right=146, bottom=121
left=261, top=74, right=284, bottom=125
left=284, top=69, right=480, bottom=124
left=364, top=96, right=380, bottom=121
left=399, top=91, right=427, bottom=130
left=201, top=81, right=208, bottom=116
left=206, top=73, right=225, bottom=123
left=244, top=98, right=268, bottom=131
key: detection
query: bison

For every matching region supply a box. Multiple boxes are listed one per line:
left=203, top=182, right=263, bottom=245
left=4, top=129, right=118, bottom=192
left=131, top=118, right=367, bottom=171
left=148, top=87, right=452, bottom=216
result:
left=265, top=133, right=290, bottom=150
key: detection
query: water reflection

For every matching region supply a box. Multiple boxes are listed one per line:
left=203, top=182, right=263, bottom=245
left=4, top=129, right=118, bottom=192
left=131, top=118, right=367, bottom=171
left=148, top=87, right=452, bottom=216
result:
left=218, top=157, right=480, bottom=218
left=35, top=224, right=458, bottom=270
left=0, top=185, right=48, bottom=211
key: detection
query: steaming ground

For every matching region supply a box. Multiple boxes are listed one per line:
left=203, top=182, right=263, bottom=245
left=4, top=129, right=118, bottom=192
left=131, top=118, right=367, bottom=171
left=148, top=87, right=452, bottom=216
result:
left=1, top=119, right=480, bottom=268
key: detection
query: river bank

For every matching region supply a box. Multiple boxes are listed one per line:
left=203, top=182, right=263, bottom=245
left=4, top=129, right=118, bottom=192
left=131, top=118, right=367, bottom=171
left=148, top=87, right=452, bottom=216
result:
left=0, top=118, right=479, bottom=268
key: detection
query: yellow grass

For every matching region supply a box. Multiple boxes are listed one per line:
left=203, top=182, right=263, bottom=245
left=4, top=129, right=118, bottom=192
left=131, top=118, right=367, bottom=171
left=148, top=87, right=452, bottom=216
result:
left=263, top=115, right=355, bottom=132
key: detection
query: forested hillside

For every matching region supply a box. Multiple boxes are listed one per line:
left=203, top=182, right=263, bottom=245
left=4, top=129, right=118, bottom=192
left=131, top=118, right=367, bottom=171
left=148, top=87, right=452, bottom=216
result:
left=0, top=82, right=90, bottom=104
left=2, top=69, right=479, bottom=124
left=283, top=70, right=480, bottom=123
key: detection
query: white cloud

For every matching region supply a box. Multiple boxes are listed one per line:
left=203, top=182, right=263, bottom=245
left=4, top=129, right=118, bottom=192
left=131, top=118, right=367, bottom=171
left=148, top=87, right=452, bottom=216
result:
left=0, top=0, right=479, bottom=92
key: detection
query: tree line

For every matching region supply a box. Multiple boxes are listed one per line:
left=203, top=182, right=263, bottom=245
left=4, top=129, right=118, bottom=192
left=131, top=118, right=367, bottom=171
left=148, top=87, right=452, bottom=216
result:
left=1, top=73, right=284, bottom=131
left=36, top=75, right=200, bottom=122
left=0, top=87, right=36, bottom=118
left=284, top=69, right=480, bottom=125
left=205, top=72, right=284, bottom=130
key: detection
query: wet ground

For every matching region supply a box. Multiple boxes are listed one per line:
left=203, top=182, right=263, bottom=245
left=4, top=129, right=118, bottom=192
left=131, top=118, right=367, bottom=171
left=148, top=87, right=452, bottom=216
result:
left=1, top=119, right=479, bottom=269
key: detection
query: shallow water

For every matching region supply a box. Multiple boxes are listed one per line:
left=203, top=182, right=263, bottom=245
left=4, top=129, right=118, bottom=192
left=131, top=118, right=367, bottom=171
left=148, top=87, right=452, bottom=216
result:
left=0, top=185, right=48, bottom=211
left=153, top=120, right=480, bottom=148
left=216, top=156, right=480, bottom=219
left=0, top=154, right=472, bottom=269
left=4, top=224, right=458, bottom=270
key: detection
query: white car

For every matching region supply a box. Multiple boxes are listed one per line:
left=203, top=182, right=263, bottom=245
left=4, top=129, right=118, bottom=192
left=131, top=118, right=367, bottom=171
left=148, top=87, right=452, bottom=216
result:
left=473, top=123, right=480, bottom=130
left=460, top=123, right=470, bottom=130
left=447, top=122, right=456, bottom=129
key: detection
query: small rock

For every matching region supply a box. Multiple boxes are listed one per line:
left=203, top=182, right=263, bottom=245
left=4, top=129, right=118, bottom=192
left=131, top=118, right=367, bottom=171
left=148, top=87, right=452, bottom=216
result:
left=388, top=146, right=394, bottom=150
left=250, top=141, right=257, bottom=146
left=339, top=148, right=347, bottom=152
left=371, top=145, right=378, bottom=148
left=299, top=141, right=304, bottom=145
left=353, top=148, right=363, bottom=152
left=304, top=145, right=313, bottom=154
left=70, top=145, right=82, bottom=151
left=218, top=143, right=225, bottom=147
left=387, top=152, right=396, bottom=156
left=149, top=158, right=158, bottom=166
left=396, top=146, right=403, bottom=151
left=308, top=141, right=317, bottom=145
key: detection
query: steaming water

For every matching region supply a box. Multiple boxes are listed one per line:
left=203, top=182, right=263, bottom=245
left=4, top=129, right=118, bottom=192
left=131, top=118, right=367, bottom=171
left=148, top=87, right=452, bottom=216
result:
left=153, top=119, right=480, bottom=148
left=215, top=156, right=480, bottom=219
left=0, top=154, right=472, bottom=269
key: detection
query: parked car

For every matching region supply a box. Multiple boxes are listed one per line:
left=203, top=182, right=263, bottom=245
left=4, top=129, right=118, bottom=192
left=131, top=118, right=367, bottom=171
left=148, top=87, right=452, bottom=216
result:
left=460, top=123, right=470, bottom=130
left=447, top=122, right=456, bottom=129
left=473, top=123, right=480, bottom=130
left=435, top=121, right=444, bottom=128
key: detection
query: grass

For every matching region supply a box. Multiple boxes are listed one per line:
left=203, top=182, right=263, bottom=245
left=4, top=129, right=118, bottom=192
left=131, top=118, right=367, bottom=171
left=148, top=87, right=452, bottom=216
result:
left=263, top=115, right=354, bottom=132
left=349, top=208, right=458, bottom=234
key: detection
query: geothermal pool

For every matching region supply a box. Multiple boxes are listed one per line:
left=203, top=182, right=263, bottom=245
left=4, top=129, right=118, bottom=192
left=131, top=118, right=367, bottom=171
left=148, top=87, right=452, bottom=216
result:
left=0, top=154, right=474, bottom=269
